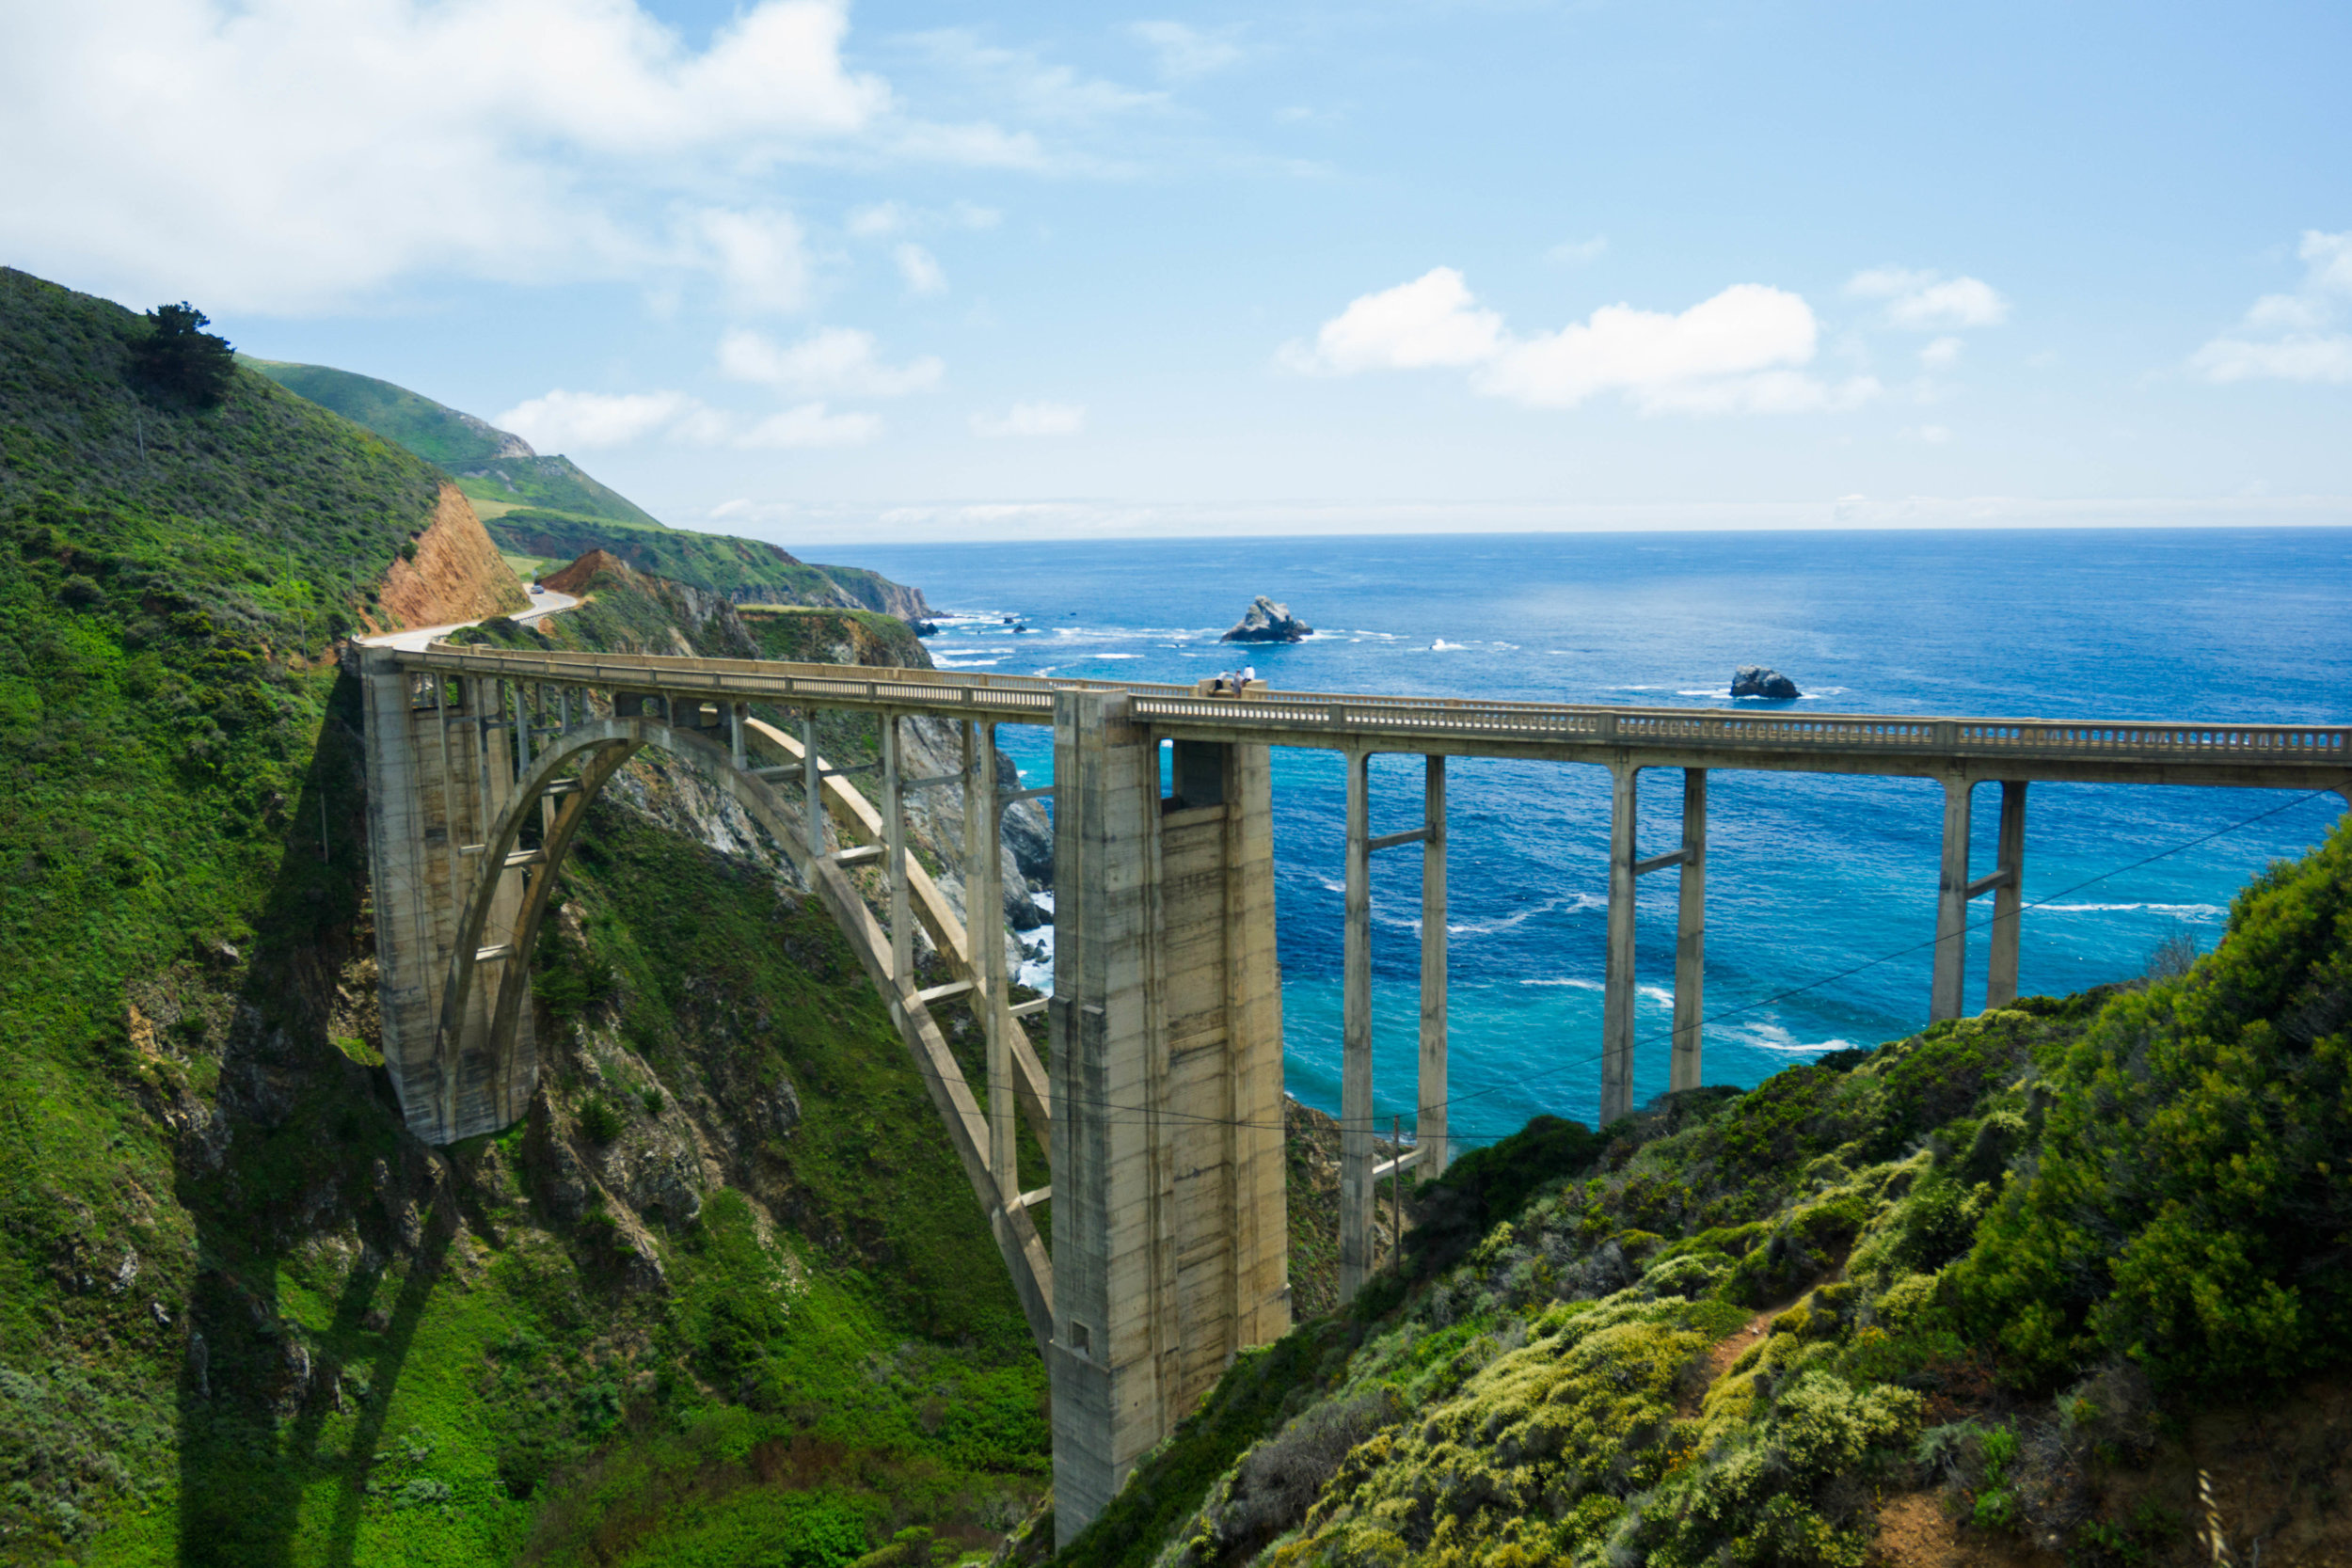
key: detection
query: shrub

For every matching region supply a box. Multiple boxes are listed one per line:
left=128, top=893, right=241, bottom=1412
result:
left=1957, top=821, right=2352, bottom=1393
left=579, top=1096, right=624, bottom=1145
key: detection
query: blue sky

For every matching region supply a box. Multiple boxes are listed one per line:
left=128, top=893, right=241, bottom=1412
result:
left=5, top=0, right=2348, bottom=542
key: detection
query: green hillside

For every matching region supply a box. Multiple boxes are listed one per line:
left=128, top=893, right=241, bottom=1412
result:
left=0, top=267, right=1023, bottom=1564
left=246, top=358, right=930, bottom=615
left=243, top=359, right=666, bottom=531
left=1050, top=820, right=2352, bottom=1568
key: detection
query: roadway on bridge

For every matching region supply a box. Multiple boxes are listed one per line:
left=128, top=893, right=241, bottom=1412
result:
left=357, top=584, right=579, bottom=651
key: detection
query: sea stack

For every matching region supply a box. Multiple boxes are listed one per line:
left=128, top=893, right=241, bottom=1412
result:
left=1221, top=595, right=1312, bottom=643
left=1731, top=665, right=1802, bottom=699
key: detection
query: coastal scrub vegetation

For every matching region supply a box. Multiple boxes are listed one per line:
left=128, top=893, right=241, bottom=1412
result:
left=1056, top=818, right=2352, bottom=1568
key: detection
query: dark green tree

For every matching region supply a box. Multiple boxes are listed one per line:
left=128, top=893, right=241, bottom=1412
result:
left=134, top=301, right=236, bottom=406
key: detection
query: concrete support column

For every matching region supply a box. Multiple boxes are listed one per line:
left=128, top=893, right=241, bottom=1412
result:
left=1601, top=761, right=1640, bottom=1124
left=1931, top=776, right=1975, bottom=1022
left=1417, top=753, right=1449, bottom=1181
left=358, top=649, right=532, bottom=1147
left=882, top=711, right=910, bottom=990
left=1671, top=768, right=1707, bottom=1093
left=1048, top=689, right=1164, bottom=1543
left=1339, top=748, right=1374, bottom=1303
left=803, top=713, right=824, bottom=859
left=1044, top=690, right=1288, bottom=1547
left=1986, top=781, right=2028, bottom=1008
left=970, top=721, right=1015, bottom=1198
left=729, top=702, right=748, bottom=771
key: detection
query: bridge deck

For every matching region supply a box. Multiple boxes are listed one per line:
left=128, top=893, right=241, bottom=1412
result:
left=394, top=643, right=2351, bottom=791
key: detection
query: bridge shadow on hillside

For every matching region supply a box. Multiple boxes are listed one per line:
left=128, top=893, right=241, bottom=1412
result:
left=172, top=668, right=467, bottom=1567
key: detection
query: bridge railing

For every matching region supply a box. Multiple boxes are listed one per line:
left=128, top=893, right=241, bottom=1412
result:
left=390, top=644, right=2349, bottom=771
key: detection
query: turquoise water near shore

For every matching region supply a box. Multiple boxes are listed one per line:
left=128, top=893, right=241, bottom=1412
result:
left=845, top=530, right=2352, bottom=1144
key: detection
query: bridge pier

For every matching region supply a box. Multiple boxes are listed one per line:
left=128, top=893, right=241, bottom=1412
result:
left=1933, top=779, right=2028, bottom=1020
left=1338, top=752, right=1450, bottom=1303
left=1603, top=765, right=1708, bottom=1123
left=1049, top=690, right=1288, bottom=1546
left=358, top=650, right=536, bottom=1145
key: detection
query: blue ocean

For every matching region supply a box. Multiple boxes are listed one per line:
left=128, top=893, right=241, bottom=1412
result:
left=843, top=530, right=2352, bottom=1147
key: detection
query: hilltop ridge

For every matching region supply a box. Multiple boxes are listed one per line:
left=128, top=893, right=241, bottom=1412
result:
left=246, top=357, right=932, bottom=618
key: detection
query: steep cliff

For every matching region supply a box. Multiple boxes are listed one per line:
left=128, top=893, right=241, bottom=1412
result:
left=358, top=482, right=530, bottom=633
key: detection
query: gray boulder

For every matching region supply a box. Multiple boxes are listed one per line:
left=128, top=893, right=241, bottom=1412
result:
left=1731, top=665, right=1802, bottom=699
left=1221, top=595, right=1312, bottom=643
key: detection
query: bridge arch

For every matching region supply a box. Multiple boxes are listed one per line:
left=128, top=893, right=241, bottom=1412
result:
left=421, top=705, right=1056, bottom=1352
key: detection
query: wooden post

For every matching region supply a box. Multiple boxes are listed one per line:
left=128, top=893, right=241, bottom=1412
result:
left=803, top=712, right=824, bottom=859
left=883, top=711, right=911, bottom=990
left=1339, top=748, right=1373, bottom=1304
left=1601, top=762, right=1639, bottom=1124
left=1671, top=768, right=1707, bottom=1093
left=1417, top=753, right=1449, bottom=1180
left=1931, top=777, right=1974, bottom=1022
left=1986, top=781, right=2027, bottom=1007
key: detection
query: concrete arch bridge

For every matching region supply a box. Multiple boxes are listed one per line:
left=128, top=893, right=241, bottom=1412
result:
left=356, top=642, right=2349, bottom=1543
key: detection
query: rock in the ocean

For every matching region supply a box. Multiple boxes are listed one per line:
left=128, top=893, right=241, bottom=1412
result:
left=1221, top=595, right=1312, bottom=643
left=1731, top=665, right=1802, bottom=699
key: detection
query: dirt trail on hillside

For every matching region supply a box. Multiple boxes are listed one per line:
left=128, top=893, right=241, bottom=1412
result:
left=361, top=483, right=529, bottom=633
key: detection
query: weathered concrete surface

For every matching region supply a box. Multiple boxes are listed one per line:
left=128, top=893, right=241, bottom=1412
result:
left=358, top=649, right=535, bottom=1146
left=1049, top=691, right=1288, bottom=1546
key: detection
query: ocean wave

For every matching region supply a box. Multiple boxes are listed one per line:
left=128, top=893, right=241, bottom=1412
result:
left=2033, top=901, right=2228, bottom=916
left=932, top=657, right=1004, bottom=668
left=1512, top=978, right=1674, bottom=1006
left=1721, top=1022, right=1862, bottom=1056
left=1430, top=640, right=1466, bottom=651
left=1676, top=689, right=1724, bottom=698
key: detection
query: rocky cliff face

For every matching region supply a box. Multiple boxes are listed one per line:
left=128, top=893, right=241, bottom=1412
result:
left=362, top=483, right=529, bottom=632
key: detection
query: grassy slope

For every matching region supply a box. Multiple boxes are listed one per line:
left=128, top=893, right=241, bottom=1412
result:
left=1060, top=820, right=2352, bottom=1568
left=242, top=360, right=664, bottom=531
left=0, top=268, right=1042, bottom=1564
left=245, top=359, right=925, bottom=612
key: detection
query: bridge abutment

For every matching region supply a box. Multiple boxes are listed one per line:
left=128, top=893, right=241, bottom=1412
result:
left=1049, top=689, right=1289, bottom=1545
left=358, top=648, right=536, bottom=1145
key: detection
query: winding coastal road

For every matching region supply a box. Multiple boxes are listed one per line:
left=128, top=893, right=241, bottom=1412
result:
left=356, top=585, right=579, bottom=651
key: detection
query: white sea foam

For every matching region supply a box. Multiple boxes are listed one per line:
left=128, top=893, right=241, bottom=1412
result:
left=1723, top=1022, right=1862, bottom=1056
left=1431, top=639, right=1466, bottom=651
left=2035, top=901, right=2228, bottom=916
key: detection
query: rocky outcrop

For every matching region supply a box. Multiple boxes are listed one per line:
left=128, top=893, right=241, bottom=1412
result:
left=1222, top=596, right=1312, bottom=643
left=364, top=483, right=531, bottom=632
left=1731, top=665, right=1802, bottom=699
left=808, top=563, right=934, bottom=623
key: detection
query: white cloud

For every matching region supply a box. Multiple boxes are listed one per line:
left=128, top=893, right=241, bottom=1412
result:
left=494, top=389, right=693, bottom=451
left=1920, top=335, right=1963, bottom=370
left=0, top=0, right=1064, bottom=313
left=908, top=30, right=1163, bottom=123
left=896, top=243, right=948, bottom=295
left=848, top=201, right=910, bottom=238
left=691, top=208, right=812, bottom=315
left=1846, top=267, right=2010, bottom=329
left=1286, top=268, right=1874, bottom=416
left=736, top=404, right=882, bottom=448
left=848, top=198, right=1001, bottom=238
left=2189, top=230, right=2352, bottom=385
left=1130, top=21, right=1244, bottom=78
left=718, top=326, right=944, bottom=396
left=1546, top=236, right=1608, bottom=264
left=1283, top=268, right=1504, bottom=373
left=971, top=402, right=1085, bottom=436
left=497, top=381, right=882, bottom=451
